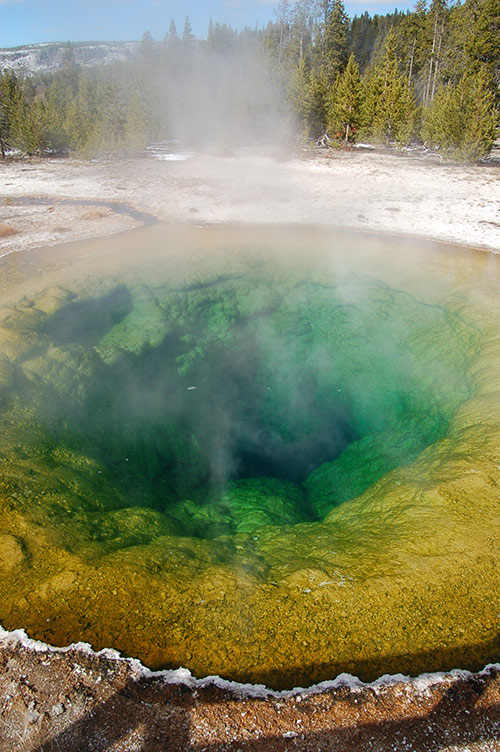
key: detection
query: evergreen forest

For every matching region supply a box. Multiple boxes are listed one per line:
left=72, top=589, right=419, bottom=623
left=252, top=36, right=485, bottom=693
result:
left=0, top=0, right=499, bottom=162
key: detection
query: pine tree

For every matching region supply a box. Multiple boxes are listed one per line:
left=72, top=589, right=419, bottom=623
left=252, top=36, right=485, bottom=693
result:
left=435, top=0, right=470, bottom=86
left=124, top=89, right=147, bottom=151
left=289, top=55, right=312, bottom=132
left=394, top=0, right=427, bottom=89
left=9, top=83, right=49, bottom=155
left=306, top=67, right=331, bottom=137
left=59, top=41, right=79, bottom=98
left=183, top=16, right=195, bottom=49
left=139, top=31, right=155, bottom=58
left=0, top=70, right=22, bottom=157
left=168, top=19, right=179, bottom=42
left=423, top=0, right=448, bottom=105
left=43, top=83, right=68, bottom=153
left=0, top=98, right=6, bottom=157
left=422, top=65, right=498, bottom=160
left=362, top=27, right=419, bottom=144
left=44, top=41, right=82, bottom=150
left=274, top=0, right=291, bottom=70
left=161, top=19, right=181, bottom=77
left=463, top=65, right=498, bottom=158
left=360, top=66, right=379, bottom=133
left=8, top=82, right=29, bottom=153
left=349, top=12, right=379, bottom=71
left=207, top=21, right=238, bottom=53
left=328, top=53, right=363, bottom=143
left=465, top=0, right=500, bottom=101
left=288, top=0, right=315, bottom=66
left=70, top=69, right=99, bottom=154
left=93, top=79, right=127, bottom=154
left=316, top=0, right=350, bottom=83
left=28, top=96, right=49, bottom=154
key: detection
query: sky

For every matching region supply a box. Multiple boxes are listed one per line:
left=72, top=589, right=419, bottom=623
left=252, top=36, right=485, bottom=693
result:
left=0, top=0, right=414, bottom=49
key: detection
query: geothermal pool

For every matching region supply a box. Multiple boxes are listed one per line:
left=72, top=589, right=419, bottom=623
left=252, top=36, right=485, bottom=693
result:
left=1, top=224, right=500, bottom=689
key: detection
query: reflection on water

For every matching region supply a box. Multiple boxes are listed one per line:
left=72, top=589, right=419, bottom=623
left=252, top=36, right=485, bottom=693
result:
left=0, top=224, right=500, bottom=689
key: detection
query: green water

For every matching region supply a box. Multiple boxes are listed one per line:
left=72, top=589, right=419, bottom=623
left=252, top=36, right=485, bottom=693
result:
left=1, top=225, right=499, bottom=688
left=8, top=272, right=472, bottom=544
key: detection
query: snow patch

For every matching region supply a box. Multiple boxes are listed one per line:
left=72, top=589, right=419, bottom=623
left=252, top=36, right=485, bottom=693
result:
left=0, top=41, right=139, bottom=75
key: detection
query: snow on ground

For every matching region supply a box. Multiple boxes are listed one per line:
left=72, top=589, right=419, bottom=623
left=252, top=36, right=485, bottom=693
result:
left=0, top=148, right=498, bottom=257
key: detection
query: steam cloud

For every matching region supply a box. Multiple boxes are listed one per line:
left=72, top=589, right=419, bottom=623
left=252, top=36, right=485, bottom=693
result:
left=142, top=36, right=295, bottom=148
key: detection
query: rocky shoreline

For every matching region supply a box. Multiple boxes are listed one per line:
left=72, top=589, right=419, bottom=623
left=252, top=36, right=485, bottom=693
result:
left=2, top=628, right=500, bottom=751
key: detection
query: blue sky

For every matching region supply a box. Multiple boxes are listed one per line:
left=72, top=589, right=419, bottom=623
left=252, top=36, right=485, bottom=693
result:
left=0, top=0, right=413, bottom=48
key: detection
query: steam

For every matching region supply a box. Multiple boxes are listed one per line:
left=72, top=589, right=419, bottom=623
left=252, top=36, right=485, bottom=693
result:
left=138, top=35, right=295, bottom=149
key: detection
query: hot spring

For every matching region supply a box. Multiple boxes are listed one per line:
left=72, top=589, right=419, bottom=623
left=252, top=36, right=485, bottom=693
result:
left=1, top=224, right=500, bottom=690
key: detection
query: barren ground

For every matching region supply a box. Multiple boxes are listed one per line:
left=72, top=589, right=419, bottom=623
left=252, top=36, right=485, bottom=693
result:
left=1, top=148, right=499, bottom=256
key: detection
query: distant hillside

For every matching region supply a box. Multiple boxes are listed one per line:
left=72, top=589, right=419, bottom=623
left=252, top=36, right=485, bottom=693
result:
left=0, top=41, right=139, bottom=75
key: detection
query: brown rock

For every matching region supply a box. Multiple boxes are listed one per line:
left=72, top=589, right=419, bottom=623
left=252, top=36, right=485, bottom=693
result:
left=1, top=634, right=500, bottom=751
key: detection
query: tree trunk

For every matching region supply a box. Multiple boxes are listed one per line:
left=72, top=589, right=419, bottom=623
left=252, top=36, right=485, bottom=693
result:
left=430, top=25, right=444, bottom=103
left=408, top=37, right=416, bottom=91
left=425, top=11, right=440, bottom=105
